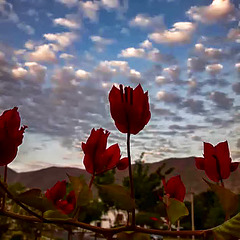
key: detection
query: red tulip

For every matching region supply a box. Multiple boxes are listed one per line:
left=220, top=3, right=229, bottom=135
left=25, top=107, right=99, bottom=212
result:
left=195, top=141, right=239, bottom=183
left=109, top=84, right=151, bottom=135
left=82, top=128, right=128, bottom=175
left=0, top=107, right=27, bottom=166
left=45, top=180, right=76, bottom=214
left=163, top=175, right=186, bottom=202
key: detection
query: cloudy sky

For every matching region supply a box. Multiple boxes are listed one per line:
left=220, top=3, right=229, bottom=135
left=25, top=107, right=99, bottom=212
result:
left=0, top=0, right=240, bottom=172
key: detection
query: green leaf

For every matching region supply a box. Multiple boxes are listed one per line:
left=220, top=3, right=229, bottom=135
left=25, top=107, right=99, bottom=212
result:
left=44, top=210, right=70, bottom=220
left=16, top=188, right=54, bottom=212
left=166, top=198, right=189, bottom=224
left=98, top=184, right=135, bottom=211
left=213, top=212, right=240, bottom=240
left=67, top=175, right=92, bottom=207
left=204, top=179, right=239, bottom=217
left=117, top=232, right=151, bottom=240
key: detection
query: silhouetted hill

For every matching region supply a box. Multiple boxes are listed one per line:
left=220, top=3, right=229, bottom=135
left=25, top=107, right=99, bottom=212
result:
left=1, top=157, right=240, bottom=195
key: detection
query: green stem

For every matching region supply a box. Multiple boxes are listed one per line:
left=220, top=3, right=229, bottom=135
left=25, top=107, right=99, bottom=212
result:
left=127, top=132, right=135, bottom=226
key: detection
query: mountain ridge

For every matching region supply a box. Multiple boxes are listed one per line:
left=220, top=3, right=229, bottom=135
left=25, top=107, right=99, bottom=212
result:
left=1, top=157, right=240, bottom=195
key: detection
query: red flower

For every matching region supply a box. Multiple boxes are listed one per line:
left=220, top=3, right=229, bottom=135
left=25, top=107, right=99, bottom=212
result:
left=82, top=128, right=128, bottom=175
left=163, top=175, right=186, bottom=202
left=0, top=107, right=27, bottom=166
left=109, top=84, right=151, bottom=135
left=195, top=141, right=239, bottom=183
left=45, top=180, right=76, bottom=214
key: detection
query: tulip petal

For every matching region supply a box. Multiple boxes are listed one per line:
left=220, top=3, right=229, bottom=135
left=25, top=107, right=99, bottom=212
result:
left=96, top=143, right=121, bottom=174
left=165, top=175, right=186, bottom=202
left=215, top=141, right=231, bottom=179
left=130, top=85, right=151, bottom=134
left=230, top=162, right=239, bottom=172
left=83, top=154, right=94, bottom=174
left=203, top=142, right=215, bottom=157
left=195, top=157, right=205, bottom=170
left=203, top=142, right=221, bottom=182
left=109, top=86, right=128, bottom=133
left=45, top=180, right=66, bottom=203
left=117, top=157, right=129, bottom=170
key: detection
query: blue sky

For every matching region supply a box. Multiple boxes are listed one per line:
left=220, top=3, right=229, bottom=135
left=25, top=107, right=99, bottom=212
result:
left=0, top=0, right=240, bottom=172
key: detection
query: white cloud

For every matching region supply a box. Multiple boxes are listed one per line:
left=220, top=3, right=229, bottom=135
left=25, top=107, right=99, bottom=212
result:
left=93, top=60, right=143, bottom=82
left=130, top=14, right=164, bottom=29
left=90, top=35, right=114, bottom=52
left=156, top=91, right=182, bottom=104
left=17, top=23, right=35, bottom=35
left=80, top=1, right=99, bottom=22
left=118, top=47, right=145, bottom=58
left=149, top=22, right=195, bottom=44
left=59, top=53, right=75, bottom=60
left=12, top=62, right=47, bottom=83
left=194, top=43, right=205, bottom=52
left=205, top=63, right=223, bottom=75
left=129, top=69, right=141, bottom=81
left=52, top=66, right=76, bottom=89
left=204, top=47, right=223, bottom=59
left=101, top=0, right=119, bottom=9
left=25, top=62, right=47, bottom=83
left=56, top=0, right=78, bottom=7
left=14, top=49, right=26, bottom=55
left=0, top=0, right=19, bottom=22
left=90, top=35, right=114, bottom=45
left=228, top=28, right=240, bottom=43
left=75, top=69, right=91, bottom=79
left=155, top=76, right=166, bottom=85
left=44, top=32, right=77, bottom=48
left=12, top=67, right=28, bottom=78
left=25, top=40, right=35, bottom=50
left=163, top=65, right=180, bottom=80
left=105, top=60, right=130, bottom=72
left=235, top=63, right=240, bottom=72
left=147, top=48, right=164, bottom=62
left=140, top=39, right=153, bottom=49
left=28, top=44, right=57, bottom=63
left=94, top=61, right=117, bottom=76
left=54, top=16, right=80, bottom=29
left=187, top=0, right=236, bottom=24
left=0, top=51, right=5, bottom=61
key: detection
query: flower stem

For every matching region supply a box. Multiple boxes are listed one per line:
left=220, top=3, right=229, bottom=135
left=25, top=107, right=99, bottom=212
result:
left=127, top=132, right=135, bottom=226
left=89, top=175, right=95, bottom=189
left=68, top=229, right=73, bottom=240
left=1, top=165, right=8, bottom=210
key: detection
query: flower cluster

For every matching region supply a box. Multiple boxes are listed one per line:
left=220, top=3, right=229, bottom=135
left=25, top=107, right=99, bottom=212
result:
left=82, top=128, right=129, bottom=175
left=82, top=84, right=151, bottom=177
left=195, top=141, right=239, bottom=183
left=45, top=180, right=76, bottom=214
